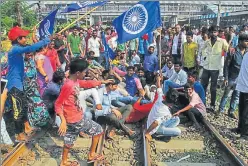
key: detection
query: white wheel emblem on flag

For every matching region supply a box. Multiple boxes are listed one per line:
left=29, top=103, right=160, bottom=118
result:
left=122, top=4, right=148, bottom=35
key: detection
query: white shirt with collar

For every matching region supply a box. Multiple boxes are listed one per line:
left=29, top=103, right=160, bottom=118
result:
left=161, top=65, right=175, bottom=79
left=236, top=52, right=248, bottom=93
left=88, top=37, right=101, bottom=57
left=168, top=69, right=188, bottom=86
left=172, top=33, right=186, bottom=55
left=147, top=88, right=172, bottom=135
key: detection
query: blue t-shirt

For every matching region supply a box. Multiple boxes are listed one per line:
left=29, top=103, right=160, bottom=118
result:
left=6, top=38, right=50, bottom=91
left=194, top=81, right=206, bottom=104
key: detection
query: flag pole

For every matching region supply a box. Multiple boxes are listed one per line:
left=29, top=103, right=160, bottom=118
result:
left=34, top=20, right=43, bottom=28
left=157, top=28, right=162, bottom=71
left=59, top=6, right=99, bottom=34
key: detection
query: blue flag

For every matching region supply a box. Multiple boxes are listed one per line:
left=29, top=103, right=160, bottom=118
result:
left=39, top=9, right=58, bottom=39
left=61, top=1, right=108, bottom=13
left=112, top=1, right=162, bottom=44
left=101, top=32, right=115, bottom=69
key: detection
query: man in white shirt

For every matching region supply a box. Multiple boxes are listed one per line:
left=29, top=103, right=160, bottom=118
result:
left=161, top=59, right=175, bottom=80
left=88, top=30, right=102, bottom=62
left=163, top=61, right=187, bottom=94
left=235, top=50, right=248, bottom=138
left=197, top=29, right=209, bottom=79
left=171, top=24, right=186, bottom=63
left=145, top=75, right=181, bottom=141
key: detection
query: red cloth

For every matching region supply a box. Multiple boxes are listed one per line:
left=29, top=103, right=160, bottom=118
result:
left=46, top=48, right=59, bottom=71
left=125, top=93, right=162, bottom=123
left=142, top=34, right=148, bottom=40
left=55, top=79, right=101, bottom=123
left=8, top=26, right=29, bottom=41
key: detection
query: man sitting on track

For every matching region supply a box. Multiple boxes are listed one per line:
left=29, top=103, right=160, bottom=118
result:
left=173, top=83, right=207, bottom=130
left=145, top=75, right=181, bottom=142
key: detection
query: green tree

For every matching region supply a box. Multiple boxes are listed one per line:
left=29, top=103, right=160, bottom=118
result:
left=0, top=1, right=38, bottom=31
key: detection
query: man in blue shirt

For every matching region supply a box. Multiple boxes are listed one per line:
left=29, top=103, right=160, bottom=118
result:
left=187, top=71, right=206, bottom=105
left=43, top=70, right=65, bottom=115
left=96, top=76, right=136, bottom=140
left=143, top=46, right=158, bottom=84
left=1, top=26, right=51, bottom=142
left=219, top=34, right=248, bottom=119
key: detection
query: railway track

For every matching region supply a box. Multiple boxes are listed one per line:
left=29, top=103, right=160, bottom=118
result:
left=2, top=117, right=247, bottom=166
left=143, top=118, right=248, bottom=166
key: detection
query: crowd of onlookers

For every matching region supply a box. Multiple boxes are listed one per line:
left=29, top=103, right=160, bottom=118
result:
left=1, top=22, right=248, bottom=165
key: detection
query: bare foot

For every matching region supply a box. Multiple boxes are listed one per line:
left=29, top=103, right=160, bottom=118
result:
left=15, top=133, right=29, bottom=142
left=87, top=154, right=104, bottom=163
left=60, top=160, right=79, bottom=166
left=79, top=132, right=90, bottom=138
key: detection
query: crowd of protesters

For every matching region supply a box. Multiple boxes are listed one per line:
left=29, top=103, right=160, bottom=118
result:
left=1, top=22, right=248, bottom=165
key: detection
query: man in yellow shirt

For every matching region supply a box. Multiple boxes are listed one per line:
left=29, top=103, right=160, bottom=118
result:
left=181, top=31, right=198, bottom=72
left=201, top=26, right=229, bottom=112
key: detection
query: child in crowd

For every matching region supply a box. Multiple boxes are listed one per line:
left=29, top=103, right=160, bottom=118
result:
left=55, top=59, right=113, bottom=164
left=1, top=26, right=51, bottom=142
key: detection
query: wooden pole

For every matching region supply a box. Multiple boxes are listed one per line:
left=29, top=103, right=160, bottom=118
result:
left=157, top=28, right=162, bottom=71
left=59, top=6, right=99, bottom=34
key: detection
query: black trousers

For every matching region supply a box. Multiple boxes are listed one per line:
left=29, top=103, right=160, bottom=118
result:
left=96, top=105, right=132, bottom=135
left=183, top=67, right=196, bottom=73
left=238, top=92, right=248, bottom=135
left=145, top=71, right=155, bottom=85
left=201, top=69, right=219, bottom=107
left=7, top=87, right=28, bottom=134
left=172, top=54, right=181, bottom=63
left=187, top=108, right=203, bottom=123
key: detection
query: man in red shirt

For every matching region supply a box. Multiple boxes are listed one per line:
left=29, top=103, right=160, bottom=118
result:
left=46, top=40, right=61, bottom=72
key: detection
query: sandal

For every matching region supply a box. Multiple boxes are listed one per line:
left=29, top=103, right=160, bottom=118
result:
left=60, top=160, right=80, bottom=166
left=87, top=154, right=104, bottom=163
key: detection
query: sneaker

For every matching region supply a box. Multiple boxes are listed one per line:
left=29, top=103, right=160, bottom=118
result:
left=228, top=113, right=237, bottom=119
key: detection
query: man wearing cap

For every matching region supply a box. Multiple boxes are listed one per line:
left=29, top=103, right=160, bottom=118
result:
left=1, top=26, right=51, bottom=142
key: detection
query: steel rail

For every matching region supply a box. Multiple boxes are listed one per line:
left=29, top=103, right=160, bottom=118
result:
left=202, top=118, right=248, bottom=166
left=2, top=143, right=28, bottom=166
left=143, top=130, right=152, bottom=166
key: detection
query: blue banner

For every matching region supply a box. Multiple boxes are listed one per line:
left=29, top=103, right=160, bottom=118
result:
left=39, top=9, right=58, bottom=39
left=112, top=1, right=162, bottom=44
left=61, top=1, right=108, bottom=13
left=101, top=32, right=115, bottom=69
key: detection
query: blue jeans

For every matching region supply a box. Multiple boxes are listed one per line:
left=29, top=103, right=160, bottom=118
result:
left=111, top=96, right=151, bottom=107
left=156, top=116, right=181, bottom=137
left=163, top=80, right=182, bottom=94
left=219, top=79, right=240, bottom=113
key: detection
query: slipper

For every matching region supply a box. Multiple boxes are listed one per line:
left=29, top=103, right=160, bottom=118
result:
left=87, top=154, right=104, bottom=163
left=60, top=160, right=80, bottom=166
